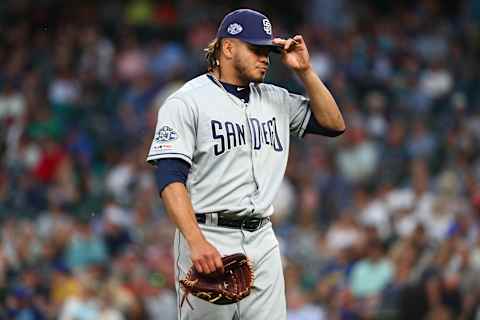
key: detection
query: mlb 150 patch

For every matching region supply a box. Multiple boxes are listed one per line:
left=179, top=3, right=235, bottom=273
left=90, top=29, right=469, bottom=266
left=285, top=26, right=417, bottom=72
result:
left=153, top=144, right=174, bottom=151
left=155, top=126, right=178, bottom=143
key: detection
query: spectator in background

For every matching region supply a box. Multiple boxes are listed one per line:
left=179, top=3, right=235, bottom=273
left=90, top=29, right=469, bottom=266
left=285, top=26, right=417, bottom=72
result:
left=349, top=238, right=394, bottom=316
left=285, top=263, right=327, bottom=320
left=419, top=170, right=464, bottom=241
left=388, top=159, right=434, bottom=239
left=336, top=124, right=379, bottom=184
left=377, top=119, right=409, bottom=186
left=0, top=79, right=26, bottom=169
left=0, top=80, right=25, bottom=125
left=325, top=212, right=363, bottom=254
left=59, top=271, right=102, bottom=320
left=406, top=119, right=437, bottom=160
left=105, top=154, right=138, bottom=205
left=363, top=91, right=388, bottom=140
left=64, top=218, right=108, bottom=271
left=101, top=201, right=133, bottom=258
left=36, top=193, right=74, bottom=242
left=4, top=287, right=46, bottom=320
left=78, top=26, right=115, bottom=84
left=358, top=181, right=392, bottom=240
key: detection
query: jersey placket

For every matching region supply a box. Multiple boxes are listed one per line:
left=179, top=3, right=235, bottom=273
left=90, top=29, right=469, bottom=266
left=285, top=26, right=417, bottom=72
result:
left=244, top=88, right=263, bottom=214
left=207, top=74, right=261, bottom=215
left=244, top=100, right=259, bottom=191
left=224, top=83, right=260, bottom=214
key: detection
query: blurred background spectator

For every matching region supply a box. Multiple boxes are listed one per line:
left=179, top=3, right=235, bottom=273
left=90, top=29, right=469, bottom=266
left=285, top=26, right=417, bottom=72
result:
left=1, top=0, right=480, bottom=318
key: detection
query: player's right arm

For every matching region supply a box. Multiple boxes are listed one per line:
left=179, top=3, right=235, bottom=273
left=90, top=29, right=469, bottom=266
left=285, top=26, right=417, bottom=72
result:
left=161, top=182, right=224, bottom=274
left=147, top=97, right=223, bottom=274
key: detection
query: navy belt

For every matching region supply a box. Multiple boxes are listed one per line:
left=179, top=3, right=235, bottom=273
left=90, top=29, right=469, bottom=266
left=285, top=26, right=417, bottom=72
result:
left=195, top=213, right=270, bottom=232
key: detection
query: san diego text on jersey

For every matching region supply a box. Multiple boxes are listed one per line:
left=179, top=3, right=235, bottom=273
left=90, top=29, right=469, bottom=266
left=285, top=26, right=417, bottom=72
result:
left=211, top=117, right=283, bottom=156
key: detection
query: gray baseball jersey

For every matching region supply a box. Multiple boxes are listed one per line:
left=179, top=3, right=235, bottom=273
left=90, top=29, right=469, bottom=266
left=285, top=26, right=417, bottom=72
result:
left=147, top=74, right=311, bottom=218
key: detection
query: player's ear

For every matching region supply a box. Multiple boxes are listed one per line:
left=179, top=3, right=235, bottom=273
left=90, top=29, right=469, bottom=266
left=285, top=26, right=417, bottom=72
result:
left=222, top=38, right=235, bottom=60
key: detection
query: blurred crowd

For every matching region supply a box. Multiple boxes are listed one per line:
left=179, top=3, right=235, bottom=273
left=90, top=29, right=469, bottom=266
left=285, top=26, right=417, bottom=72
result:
left=1, top=0, right=480, bottom=319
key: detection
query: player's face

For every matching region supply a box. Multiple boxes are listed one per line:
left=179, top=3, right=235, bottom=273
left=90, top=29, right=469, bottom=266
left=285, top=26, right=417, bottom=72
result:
left=233, top=41, right=270, bottom=84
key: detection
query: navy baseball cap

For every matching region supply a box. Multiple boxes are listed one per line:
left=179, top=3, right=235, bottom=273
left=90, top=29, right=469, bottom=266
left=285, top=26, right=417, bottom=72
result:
left=217, top=9, right=281, bottom=53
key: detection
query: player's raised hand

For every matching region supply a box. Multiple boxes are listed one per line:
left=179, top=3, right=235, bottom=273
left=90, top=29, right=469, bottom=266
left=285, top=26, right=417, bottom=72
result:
left=272, top=35, right=311, bottom=73
left=189, top=239, right=224, bottom=275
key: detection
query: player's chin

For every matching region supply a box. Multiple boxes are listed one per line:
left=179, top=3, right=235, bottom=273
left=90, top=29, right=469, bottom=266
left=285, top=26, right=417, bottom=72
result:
left=250, top=70, right=267, bottom=83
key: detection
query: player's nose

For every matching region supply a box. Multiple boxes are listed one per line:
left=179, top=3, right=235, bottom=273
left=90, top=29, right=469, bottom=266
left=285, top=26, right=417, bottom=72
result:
left=259, top=56, right=269, bottom=65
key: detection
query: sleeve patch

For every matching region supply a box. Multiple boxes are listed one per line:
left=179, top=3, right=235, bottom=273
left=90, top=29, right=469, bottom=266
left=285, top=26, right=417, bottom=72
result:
left=155, top=126, right=178, bottom=143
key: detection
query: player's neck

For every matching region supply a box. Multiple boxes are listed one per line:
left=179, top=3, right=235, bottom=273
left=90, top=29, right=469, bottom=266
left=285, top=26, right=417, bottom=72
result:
left=212, top=68, right=248, bottom=87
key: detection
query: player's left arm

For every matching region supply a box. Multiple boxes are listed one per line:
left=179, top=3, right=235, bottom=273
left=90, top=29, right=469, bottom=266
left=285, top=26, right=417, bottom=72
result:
left=273, top=35, right=345, bottom=133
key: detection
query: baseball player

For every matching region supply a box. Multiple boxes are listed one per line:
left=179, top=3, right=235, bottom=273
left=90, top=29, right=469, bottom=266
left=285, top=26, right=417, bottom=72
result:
left=147, top=8, right=345, bottom=320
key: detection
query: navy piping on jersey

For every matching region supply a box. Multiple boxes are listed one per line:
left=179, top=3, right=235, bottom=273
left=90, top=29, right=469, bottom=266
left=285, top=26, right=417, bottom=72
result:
left=147, top=152, right=192, bottom=162
left=154, top=158, right=191, bottom=195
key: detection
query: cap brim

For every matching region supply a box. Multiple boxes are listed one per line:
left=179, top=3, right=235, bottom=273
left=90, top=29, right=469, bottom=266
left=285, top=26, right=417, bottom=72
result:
left=243, top=39, right=283, bottom=53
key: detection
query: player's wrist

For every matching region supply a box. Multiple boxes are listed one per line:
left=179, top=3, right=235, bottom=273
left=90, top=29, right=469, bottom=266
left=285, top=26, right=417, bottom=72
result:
left=295, top=65, right=315, bottom=79
left=184, top=229, right=206, bottom=246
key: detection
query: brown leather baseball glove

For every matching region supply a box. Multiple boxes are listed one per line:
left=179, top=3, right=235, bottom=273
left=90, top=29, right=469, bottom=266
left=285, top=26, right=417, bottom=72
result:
left=179, top=253, right=254, bottom=308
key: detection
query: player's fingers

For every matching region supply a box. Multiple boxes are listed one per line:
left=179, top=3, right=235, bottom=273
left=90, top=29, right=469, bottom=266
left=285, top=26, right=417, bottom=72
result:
left=194, top=261, right=204, bottom=274
left=205, top=256, right=217, bottom=274
left=293, top=35, right=303, bottom=43
left=284, top=38, right=297, bottom=51
left=193, top=254, right=213, bottom=274
left=214, top=255, right=224, bottom=273
left=199, top=259, right=213, bottom=274
left=283, top=38, right=293, bottom=51
left=272, top=38, right=286, bottom=46
left=204, top=255, right=217, bottom=274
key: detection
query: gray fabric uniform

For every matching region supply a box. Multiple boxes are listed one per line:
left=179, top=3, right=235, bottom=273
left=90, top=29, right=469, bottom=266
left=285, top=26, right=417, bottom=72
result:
left=147, top=74, right=311, bottom=320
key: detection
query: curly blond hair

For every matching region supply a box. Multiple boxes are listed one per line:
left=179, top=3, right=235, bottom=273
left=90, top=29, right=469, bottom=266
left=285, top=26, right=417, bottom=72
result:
left=204, top=38, right=222, bottom=72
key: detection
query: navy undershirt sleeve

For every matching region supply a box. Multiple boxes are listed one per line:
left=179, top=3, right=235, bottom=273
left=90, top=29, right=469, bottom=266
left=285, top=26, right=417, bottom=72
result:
left=304, top=107, right=345, bottom=137
left=154, top=158, right=191, bottom=195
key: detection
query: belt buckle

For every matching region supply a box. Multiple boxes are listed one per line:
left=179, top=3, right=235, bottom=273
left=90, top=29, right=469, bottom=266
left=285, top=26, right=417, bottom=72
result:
left=243, top=217, right=261, bottom=231
left=240, top=218, right=249, bottom=230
